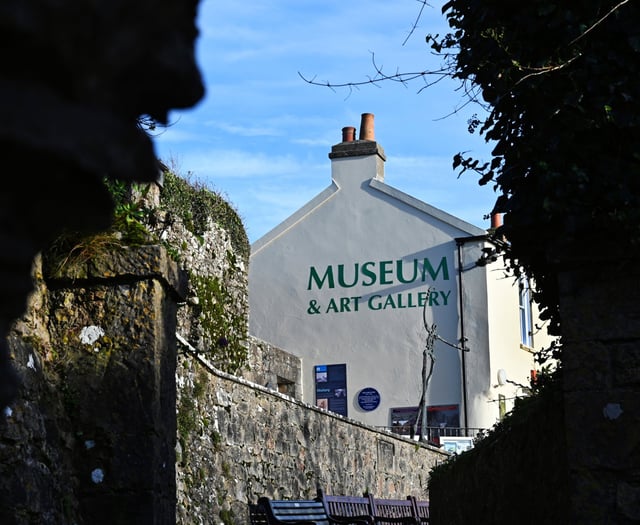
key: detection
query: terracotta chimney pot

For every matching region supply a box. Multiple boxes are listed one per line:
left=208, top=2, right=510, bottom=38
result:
left=342, top=126, right=356, bottom=142
left=359, top=113, right=375, bottom=141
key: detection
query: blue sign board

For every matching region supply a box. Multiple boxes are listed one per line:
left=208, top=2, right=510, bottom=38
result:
left=315, top=364, right=348, bottom=417
left=357, top=387, right=381, bottom=411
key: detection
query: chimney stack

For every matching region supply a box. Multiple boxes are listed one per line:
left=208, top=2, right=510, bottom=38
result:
left=359, top=113, right=375, bottom=141
left=329, top=113, right=386, bottom=181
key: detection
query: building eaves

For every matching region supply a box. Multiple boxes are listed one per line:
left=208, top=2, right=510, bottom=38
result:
left=368, top=178, right=487, bottom=237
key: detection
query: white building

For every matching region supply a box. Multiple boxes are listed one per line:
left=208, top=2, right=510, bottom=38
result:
left=248, top=114, right=552, bottom=440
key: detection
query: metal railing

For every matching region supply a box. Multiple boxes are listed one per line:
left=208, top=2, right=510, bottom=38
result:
left=376, top=425, right=488, bottom=444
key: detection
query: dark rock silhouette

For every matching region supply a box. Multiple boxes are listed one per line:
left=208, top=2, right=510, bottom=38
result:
left=0, top=0, right=205, bottom=407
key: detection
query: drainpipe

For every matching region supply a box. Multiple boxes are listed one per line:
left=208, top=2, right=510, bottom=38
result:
left=456, top=240, right=469, bottom=435
left=455, top=230, right=504, bottom=434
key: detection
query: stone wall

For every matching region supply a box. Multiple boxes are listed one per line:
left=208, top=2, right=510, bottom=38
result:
left=176, top=349, right=447, bottom=525
left=241, top=337, right=303, bottom=399
left=0, top=180, right=447, bottom=524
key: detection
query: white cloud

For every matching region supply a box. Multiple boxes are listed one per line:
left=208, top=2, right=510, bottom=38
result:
left=152, top=0, right=499, bottom=243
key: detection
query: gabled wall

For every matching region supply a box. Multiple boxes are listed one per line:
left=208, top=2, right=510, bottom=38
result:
left=249, top=115, right=552, bottom=435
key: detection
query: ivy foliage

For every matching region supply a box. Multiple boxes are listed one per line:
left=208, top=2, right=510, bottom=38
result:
left=431, top=1, right=640, bottom=336
left=156, top=169, right=250, bottom=373
left=44, top=179, right=154, bottom=274
left=45, top=169, right=250, bottom=373
left=104, top=179, right=152, bottom=245
left=189, top=271, right=248, bottom=375
left=159, top=169, right=249, bottom=263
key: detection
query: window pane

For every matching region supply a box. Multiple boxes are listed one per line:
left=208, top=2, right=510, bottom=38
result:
left=519, top=277, right=533, bottom=348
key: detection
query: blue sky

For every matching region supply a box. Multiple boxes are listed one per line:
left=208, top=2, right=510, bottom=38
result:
left=153, top=0, right=498, bottom=244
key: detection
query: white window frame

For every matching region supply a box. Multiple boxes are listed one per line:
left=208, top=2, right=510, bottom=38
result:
left=519, top=276, right=534, bottom=349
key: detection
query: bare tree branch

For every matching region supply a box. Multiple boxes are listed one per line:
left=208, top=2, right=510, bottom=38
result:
left=506, top=1, right=631, bottom=91
left=298, top=52, right=450, bottom=93
left=403, top=0, right=432, bottom=46
left=568, top=0, right=631, bottom=47
left=513, top=54, right=582, bottom=89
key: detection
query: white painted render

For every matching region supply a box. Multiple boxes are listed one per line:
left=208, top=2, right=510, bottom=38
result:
left=248, top=123, right=553, bottom=434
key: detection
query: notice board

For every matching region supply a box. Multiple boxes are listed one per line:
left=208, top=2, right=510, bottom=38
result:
left=314, top=364, right=347, bottom=417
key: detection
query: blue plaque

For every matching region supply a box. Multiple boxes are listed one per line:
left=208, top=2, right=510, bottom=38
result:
left=357, top=387, right=381, bottom=411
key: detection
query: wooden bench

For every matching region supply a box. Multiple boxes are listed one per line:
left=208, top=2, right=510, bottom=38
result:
left=253, top=492, right=430, bottom=525
left=408, top=496, right=430, bottom=524
left=368, top=496, right=419, bottom=524
left=317, top=491, right=373, bottom=523
left=317, top=489, right=429, bottom=525
left=257, top=496, right=372, bottom=525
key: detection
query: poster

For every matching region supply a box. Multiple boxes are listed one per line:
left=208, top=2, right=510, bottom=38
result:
left=315, top=364, right=347, bottom=417
left=390, top=404, right=460, bottom=440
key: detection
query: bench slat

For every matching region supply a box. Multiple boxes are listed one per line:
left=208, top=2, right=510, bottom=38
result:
left=321, top=493, right=371, bottom=518
left=369, top=496, right=418, bottom=524
left=407, top=496, right=430, bottom=524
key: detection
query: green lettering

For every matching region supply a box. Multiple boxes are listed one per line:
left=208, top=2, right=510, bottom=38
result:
left=439, top=290, right=451, bottom=305
left=337, top=263, right=358, bottom=288
left=340, top=297, right=352, bottom=312
left=308, top=266, right=335, bottom=290
left=397, top=259, right=419, bottom=284
left=383, top=295, right=396, bottom=309
left=361, top=261, right=377, bottom=286
left=428, top=291, right=440, bottom=306
left=380, top=260, right=393, bottom=284
left=368, top=295, right=382, bottom=310
left=422, top=257, right=450, bottom=282
left=351, top=296, right=361, bottom=311
left=396, top=293, right=407, bottom=308
left=326, top=298, right=339, bottom=313
left=418, top=291, right=428, bottom=307
left=309, top=258, right=450, bottom=291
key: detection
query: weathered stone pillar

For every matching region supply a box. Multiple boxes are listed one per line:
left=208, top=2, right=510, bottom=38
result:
left=55, top=246, right=186, bottom=524
left=559, top=250, right=640, bottom=524
left=0, top=245, right=187, bottom=524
